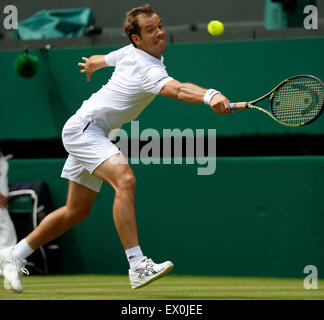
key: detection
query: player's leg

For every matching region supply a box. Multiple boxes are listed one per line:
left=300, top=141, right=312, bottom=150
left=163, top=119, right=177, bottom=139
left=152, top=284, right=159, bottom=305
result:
left=93, top=153, right=138, bottom=250
left=26, top=180, right=97, bottom=249
left=93, top=153, right=174, bottom=289
left=0, top=180, right=97, bottom=293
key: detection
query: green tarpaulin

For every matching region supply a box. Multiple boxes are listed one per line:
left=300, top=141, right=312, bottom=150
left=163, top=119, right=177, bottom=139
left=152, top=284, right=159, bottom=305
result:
left=13, top=8, right=94, bottom=40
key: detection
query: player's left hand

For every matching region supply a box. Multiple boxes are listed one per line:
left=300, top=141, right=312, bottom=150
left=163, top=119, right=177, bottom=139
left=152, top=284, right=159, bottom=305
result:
left=78, top=57, right=93, bottom=82
left=209, top=93, right=233, bottom=115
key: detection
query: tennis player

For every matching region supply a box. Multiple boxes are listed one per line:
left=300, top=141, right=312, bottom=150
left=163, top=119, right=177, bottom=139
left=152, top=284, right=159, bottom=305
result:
left=0, top=4, right=231, bottom=293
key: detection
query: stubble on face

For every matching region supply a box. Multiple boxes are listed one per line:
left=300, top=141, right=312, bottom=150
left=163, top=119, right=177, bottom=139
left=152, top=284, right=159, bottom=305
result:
left=136, top=13, right=166, bottom=59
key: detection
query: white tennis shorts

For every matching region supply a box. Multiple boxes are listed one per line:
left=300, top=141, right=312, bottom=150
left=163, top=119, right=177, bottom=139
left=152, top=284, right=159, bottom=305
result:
left=61, top=114, right=120, bottom=192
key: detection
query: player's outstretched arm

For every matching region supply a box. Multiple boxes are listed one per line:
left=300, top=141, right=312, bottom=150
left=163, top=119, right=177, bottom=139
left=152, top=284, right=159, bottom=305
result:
left=159, top=80, right=232, bottom=115
left=78, top=55, right=109, bottom=82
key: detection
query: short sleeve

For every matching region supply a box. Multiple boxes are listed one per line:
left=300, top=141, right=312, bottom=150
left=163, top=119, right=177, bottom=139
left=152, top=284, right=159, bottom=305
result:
left=105, top=44, right=133, bottom=67
left=142, top=67, right=174, bottom=95
left=105, top=50, right=118, bottom=67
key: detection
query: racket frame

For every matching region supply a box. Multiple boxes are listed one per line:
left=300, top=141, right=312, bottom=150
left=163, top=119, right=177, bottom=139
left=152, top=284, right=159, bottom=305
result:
left=232, top=75, right=324, bottom=127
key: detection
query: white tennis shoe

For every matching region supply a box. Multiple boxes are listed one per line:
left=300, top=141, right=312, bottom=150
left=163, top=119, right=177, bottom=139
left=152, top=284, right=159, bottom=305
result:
left=0, top=246, right=29, bottom=293
left=129, top=257, right=174, bottom=289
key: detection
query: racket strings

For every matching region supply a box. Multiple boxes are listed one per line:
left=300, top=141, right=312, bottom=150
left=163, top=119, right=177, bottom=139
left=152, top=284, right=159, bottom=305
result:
left=271, top=77, right=324, bottom=125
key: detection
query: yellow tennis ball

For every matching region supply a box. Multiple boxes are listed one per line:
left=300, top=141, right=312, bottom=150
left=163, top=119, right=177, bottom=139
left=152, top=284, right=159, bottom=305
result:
left=207, top=20, right=224, bottom=36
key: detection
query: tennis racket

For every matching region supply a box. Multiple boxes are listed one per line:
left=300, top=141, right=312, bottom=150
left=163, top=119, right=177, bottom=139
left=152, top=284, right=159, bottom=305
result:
left=229, top=75, right=324, bottom=127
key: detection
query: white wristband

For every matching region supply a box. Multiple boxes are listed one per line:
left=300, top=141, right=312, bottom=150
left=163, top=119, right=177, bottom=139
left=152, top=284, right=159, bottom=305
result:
left=203, top=89, right=220, bottom=105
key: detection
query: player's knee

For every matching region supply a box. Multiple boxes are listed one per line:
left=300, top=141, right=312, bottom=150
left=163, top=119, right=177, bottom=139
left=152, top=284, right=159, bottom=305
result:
left=116, top=172, right=136, bottom=193
left=65, top=205, right=91, bottom=222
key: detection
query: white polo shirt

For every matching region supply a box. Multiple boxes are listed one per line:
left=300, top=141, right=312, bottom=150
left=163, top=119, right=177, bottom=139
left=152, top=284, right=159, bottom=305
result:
left=76, top=44, right=174, bottom=133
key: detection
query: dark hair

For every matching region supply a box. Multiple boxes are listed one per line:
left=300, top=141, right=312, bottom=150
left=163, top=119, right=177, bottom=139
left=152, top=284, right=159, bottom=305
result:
left=123, top=4, right=156, bottom=46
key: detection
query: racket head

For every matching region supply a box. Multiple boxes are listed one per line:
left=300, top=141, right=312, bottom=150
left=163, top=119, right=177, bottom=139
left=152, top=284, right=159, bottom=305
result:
left=269, top=75, right=324, bottom=127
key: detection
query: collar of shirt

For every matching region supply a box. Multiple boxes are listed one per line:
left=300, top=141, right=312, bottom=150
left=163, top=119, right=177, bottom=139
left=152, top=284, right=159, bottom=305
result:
left=133, top=46, right=165, bottom=65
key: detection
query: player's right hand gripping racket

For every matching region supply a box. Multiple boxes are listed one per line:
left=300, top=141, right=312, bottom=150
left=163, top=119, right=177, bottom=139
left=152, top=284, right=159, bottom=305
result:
left=229, top=75, right=324, bottom=127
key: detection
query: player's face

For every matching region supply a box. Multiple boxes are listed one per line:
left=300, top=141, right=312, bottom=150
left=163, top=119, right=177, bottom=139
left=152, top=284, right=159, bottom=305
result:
left=133, top=13, right=166, bottom=59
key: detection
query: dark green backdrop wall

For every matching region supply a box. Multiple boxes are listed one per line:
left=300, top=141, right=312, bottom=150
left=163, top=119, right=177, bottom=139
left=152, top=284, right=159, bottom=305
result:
left=1, top=37, right=324, bottom=140
left=7, top=156, right=324, bottom=278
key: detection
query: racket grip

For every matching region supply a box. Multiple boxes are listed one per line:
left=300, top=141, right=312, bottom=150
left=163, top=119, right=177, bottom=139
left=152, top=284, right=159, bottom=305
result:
left=229, top=102, right=248, bottom=110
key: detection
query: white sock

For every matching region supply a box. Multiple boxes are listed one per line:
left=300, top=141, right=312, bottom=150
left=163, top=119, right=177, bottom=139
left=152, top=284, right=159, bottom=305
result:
left=12, top=239, right=34, bottom=261
left=125, top=246, right=145, bottom=271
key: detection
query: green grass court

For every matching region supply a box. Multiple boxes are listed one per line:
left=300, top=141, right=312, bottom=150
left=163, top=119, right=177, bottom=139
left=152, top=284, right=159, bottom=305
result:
left=0, top=275, right=323, bottom=300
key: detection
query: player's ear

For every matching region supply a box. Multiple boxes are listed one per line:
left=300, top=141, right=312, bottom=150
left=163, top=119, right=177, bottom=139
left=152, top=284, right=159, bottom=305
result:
left=131, top=33, right=141, bottom=47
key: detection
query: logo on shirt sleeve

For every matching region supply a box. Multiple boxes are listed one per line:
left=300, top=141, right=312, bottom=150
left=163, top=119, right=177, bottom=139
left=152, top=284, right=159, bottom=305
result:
left=155, top=76, right=170, bottom=87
